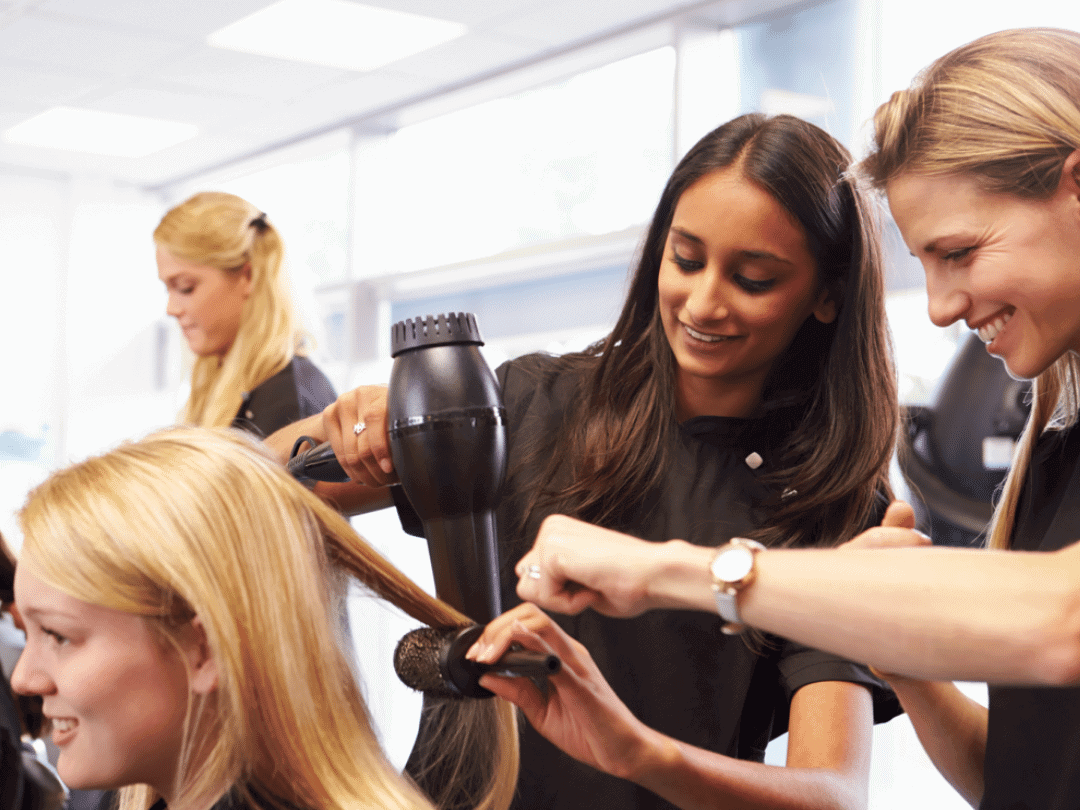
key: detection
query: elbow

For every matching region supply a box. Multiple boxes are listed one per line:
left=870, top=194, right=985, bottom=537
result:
left=794, top=771, right=865, bottom=810
left=830, top=773, right=868, bottom=810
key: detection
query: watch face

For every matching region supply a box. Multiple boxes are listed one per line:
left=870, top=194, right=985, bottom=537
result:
left=713, top=546, right=753, bottom=583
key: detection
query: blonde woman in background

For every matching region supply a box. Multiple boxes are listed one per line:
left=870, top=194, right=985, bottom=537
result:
left=155, top=192, right=335, bottom=437
left=10, top=428, right=517, bottom=810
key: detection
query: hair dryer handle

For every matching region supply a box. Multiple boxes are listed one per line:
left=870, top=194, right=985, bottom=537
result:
left=286, top=439, right=349, bottom=483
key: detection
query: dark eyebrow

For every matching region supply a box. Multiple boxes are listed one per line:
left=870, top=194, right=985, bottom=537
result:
left=740, top=249, right=793, bottom=265
left=669, top=227, right=794, bottom=266
left=669, top=226, right=704, bottom=246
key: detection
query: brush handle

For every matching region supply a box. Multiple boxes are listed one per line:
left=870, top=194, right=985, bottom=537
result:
left=480, top=648, right=562, bottom=678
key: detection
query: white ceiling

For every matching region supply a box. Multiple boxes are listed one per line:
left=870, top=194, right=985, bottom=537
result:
left=0, top=0, right=766, bottom=189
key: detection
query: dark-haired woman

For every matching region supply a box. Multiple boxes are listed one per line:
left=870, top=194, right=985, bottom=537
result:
left=272, top=113, right=902, bottom=810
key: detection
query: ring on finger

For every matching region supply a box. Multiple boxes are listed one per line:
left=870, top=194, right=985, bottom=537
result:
left=353, top=422, right=366, bottom=436
left=525, top=563, right=542, bottom=580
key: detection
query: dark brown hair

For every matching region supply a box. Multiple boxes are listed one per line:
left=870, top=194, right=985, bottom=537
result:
left=522, top=113, right=897, bottom=549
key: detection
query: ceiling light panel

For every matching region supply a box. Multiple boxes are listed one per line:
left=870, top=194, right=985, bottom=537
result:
left=4, top=107, right=198, bottom=157
left=0, top=15, right=188, bottom=77
left=207, top=0, right=468, bottom=72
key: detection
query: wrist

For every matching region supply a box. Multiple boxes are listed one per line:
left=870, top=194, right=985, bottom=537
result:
left=620, top=723, right=681, bottom=786
left=710, top=538, right=766, bottom=633
left=647, top=540, right=715, bottom=612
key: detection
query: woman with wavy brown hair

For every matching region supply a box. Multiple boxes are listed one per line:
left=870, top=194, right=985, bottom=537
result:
left=10, top=428, right=517, bottom=810
left=275, top=112, right=902, bottom=810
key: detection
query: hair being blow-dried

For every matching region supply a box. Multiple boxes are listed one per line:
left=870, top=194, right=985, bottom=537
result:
left=154, top=192, right=304, bottom=429
left=18, top=428, right=517, bottom=810
left=859, top=28, right=1080, bottom=549
left=521, top=113, right=897, bottom=551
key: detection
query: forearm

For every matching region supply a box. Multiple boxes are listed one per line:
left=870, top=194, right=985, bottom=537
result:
left=522, top=518, right=1080, bottom=682
left=623, top=681, right=870, bottom=810
left=629, top=730, right=864, bottom=810
left=264, top=412, right=323, bottom=463
left=886, top=679, right=986, bottom=807
left=311, top=481, right=393, bottom=515
left=741, top=545, right=1080, bottom=684
left=643, top=540, right=718, bottom=612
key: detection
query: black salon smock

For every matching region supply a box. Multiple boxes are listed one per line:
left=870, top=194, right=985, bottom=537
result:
left=396, top=352, right=899, bottom=810
left=231, top=355, right=336, bottom=439
left=982, top=423, right=1080, bottom=810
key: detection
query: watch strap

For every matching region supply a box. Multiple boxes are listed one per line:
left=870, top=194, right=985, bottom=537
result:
left=710, top=538, right=765, bottom=635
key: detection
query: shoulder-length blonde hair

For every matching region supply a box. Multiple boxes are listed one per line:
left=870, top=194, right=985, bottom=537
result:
left=859, top=27, right=1080, bottom=549
left=155, top=192, right=303, bottom=428
left=18, top=428, right=517, bottom=810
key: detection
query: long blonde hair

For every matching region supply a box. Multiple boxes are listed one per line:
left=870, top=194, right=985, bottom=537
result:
left=155, top=192, right=303, bottom=428
left=18, top=428, right=518, bottom=810
left=859, top=27, right=1080, bottom=549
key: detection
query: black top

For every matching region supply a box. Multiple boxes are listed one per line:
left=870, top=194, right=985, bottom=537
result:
left=231, top=355, right=336, bottom=439
left=982, top=423, right=1080, bottom=810
left=398, top=353, right=899, bottom=810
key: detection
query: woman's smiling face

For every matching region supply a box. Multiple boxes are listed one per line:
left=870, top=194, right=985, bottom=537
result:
left=11, top=567, right=193, bottom=796
left=658, top=167, right=836, bottom=419
left=887, top=166, right=1080, bottom=381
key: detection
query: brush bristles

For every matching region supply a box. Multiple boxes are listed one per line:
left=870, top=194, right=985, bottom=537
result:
left=393, top=626, right=461, bottom=699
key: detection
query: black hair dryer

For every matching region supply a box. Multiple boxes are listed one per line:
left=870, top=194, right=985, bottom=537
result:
left=388, top=313, right=507, bottom=624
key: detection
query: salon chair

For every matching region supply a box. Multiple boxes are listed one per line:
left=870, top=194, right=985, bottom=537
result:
left=899, top=333, right=1030, bottom=547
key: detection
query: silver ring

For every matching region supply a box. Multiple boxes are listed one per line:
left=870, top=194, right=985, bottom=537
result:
left=353, top=422, right=366, bottom=436
left=525, top=563, right=542, bottom=580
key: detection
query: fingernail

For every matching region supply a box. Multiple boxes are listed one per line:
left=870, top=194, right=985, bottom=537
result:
left=465, top=641, right=481, bottom=660
left=380, top=459, right=393, bottom=474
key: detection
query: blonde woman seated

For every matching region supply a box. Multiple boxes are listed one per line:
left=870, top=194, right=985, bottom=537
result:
left=10, top=428, right=517, bottom=810
left=156, top=192, right=336, bottom=436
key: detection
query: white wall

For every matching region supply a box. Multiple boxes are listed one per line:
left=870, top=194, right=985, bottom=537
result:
left=0, top=170, right=67, bottom=549
left=0, top=168, right=172, bottom=549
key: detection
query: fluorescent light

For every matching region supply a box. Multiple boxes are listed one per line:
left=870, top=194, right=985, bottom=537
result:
left=4, top=107, right=198, bottom=157
left=208, top=0, right=468, bottom=72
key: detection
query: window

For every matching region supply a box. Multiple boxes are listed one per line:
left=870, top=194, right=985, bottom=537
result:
left=352, top=47, right=676, bottom=278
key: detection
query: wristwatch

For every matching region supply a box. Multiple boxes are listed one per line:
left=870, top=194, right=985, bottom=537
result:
left=710, top=538, right=766, bottom=635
